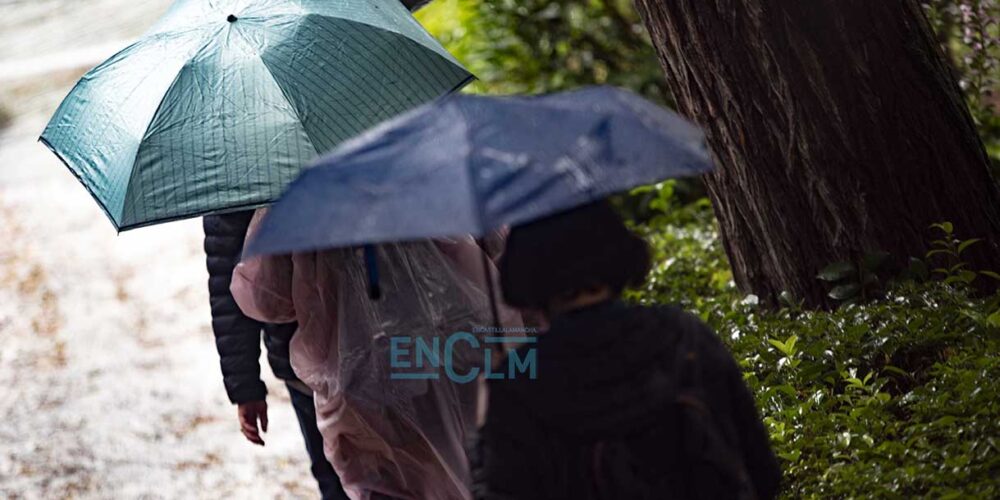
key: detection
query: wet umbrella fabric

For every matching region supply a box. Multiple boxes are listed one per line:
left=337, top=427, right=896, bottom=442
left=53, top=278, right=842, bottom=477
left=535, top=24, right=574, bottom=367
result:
left=40, top=0, right=472, bottom=231
left=245, top=86, right=714, bottom=258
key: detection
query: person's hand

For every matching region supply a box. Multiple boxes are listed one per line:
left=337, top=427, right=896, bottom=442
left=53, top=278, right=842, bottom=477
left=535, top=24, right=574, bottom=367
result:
left=237, top=400, right=268, bottom=446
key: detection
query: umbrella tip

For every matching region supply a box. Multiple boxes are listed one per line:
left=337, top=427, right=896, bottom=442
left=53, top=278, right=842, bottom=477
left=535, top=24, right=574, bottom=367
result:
left=227, top=14, right=238, bottom=23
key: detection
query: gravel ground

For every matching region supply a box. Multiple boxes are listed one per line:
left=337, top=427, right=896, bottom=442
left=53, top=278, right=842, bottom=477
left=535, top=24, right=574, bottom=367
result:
left=0, top=1, right=318, bottom=498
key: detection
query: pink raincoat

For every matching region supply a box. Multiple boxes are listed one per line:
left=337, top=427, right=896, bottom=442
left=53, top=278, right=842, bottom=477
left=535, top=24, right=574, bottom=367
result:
left=231, top=210, right=518, bottom=500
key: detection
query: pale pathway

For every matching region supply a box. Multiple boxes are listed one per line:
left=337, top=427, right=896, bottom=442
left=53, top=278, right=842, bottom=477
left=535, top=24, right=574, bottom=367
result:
left=0, top=1, right=317, bottom=498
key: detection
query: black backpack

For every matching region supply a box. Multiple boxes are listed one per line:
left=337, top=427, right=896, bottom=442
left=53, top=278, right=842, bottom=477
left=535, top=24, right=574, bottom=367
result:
left=587, top=309, right=757, bottom=500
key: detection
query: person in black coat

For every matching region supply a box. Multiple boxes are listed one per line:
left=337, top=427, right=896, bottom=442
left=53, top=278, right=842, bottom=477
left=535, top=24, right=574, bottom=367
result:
left=474, top=201, right=781, bottom=500
left=204, top=211, right=347, bottom=499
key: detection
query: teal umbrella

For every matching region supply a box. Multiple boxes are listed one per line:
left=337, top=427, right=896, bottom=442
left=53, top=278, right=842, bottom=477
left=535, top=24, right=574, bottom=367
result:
left=40, top=0, right=472, bottom=231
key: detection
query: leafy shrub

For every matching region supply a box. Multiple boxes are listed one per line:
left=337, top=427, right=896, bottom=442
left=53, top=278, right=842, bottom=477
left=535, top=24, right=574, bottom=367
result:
left=420, top=0, right=669, bottom=100
left=626, top=186, right=1000, bottom=498
left=733, top=285, right=1000, bottom=498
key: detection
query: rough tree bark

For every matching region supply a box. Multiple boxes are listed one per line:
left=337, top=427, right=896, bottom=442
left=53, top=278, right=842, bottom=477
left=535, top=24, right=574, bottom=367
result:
left=633, top=0, right=1000, bottom=307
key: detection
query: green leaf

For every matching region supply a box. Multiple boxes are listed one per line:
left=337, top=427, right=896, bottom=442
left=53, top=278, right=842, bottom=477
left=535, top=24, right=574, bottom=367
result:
left=986, top=310, right=1000, bottom=328
left=958, top=270, right=977, bottom=283
left=944, top=270, right=978, bottom=285
left=957, top=238, right=982, bottom=255
left=925, top=248, right=955, bottom=259
left=768, top=338, right=787, bottom=353
left=935, top=415, right=957, bottom=427
left=785, top=335, right=798, bottom=354
left=818, top=261, right=855, bottom=282
left=979, top=270, right=1000, bottom=281
left=777, top=449, right=801, bottom=463
left=931, top=222, right=954, bottom=234
left=774, top=384, right=798, bottom=398
left=883, top=365, right=911, bottom=378
left=828, top=283, right=861, bottom=301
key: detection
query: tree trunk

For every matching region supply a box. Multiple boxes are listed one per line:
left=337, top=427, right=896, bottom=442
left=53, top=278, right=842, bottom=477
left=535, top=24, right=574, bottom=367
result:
left=633, top=0, right=1000, bottom=307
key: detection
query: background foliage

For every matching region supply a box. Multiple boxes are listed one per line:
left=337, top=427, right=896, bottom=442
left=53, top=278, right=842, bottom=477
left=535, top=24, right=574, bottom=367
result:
left=418, top=0, right=667, bottom=100
left=625, top=189, right=1000, bottom=498
left=418, top=1, right=1000, bottom=497
left=924, top=0, right=1000, bottom=170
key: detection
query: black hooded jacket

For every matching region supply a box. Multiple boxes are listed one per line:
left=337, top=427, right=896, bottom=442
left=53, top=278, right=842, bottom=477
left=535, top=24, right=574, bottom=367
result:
left=474, top=301, right=781, bottom=500
left=204, top=211, right=297, bottom=404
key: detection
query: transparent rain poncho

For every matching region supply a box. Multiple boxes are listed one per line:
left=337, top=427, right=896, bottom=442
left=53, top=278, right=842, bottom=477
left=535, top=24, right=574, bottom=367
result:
left=231, top=210, right=518, bottom=500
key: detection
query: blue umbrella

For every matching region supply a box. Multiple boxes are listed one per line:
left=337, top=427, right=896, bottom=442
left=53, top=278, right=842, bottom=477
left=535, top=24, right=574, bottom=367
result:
left=245, top=86, right=714, bottom=318
left=246, top=86, right=713, bottom=257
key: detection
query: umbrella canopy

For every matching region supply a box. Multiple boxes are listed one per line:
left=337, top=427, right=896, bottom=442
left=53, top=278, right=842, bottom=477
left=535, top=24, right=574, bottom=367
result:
left=246, top=86, right=714, bottom=258
left=40, top=0, right=472, bottom=231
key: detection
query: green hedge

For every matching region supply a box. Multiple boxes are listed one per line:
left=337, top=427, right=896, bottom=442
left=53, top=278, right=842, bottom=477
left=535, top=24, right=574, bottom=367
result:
left=626, top=187, right=1000, bottom=499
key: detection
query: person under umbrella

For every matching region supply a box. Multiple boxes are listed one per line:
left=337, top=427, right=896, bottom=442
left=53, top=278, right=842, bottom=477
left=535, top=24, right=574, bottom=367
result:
left=231, top=211, right=519, bottom=500
left=191, top=2, right=462, bottom=499
left=474, top=200, right=781, bottom=500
